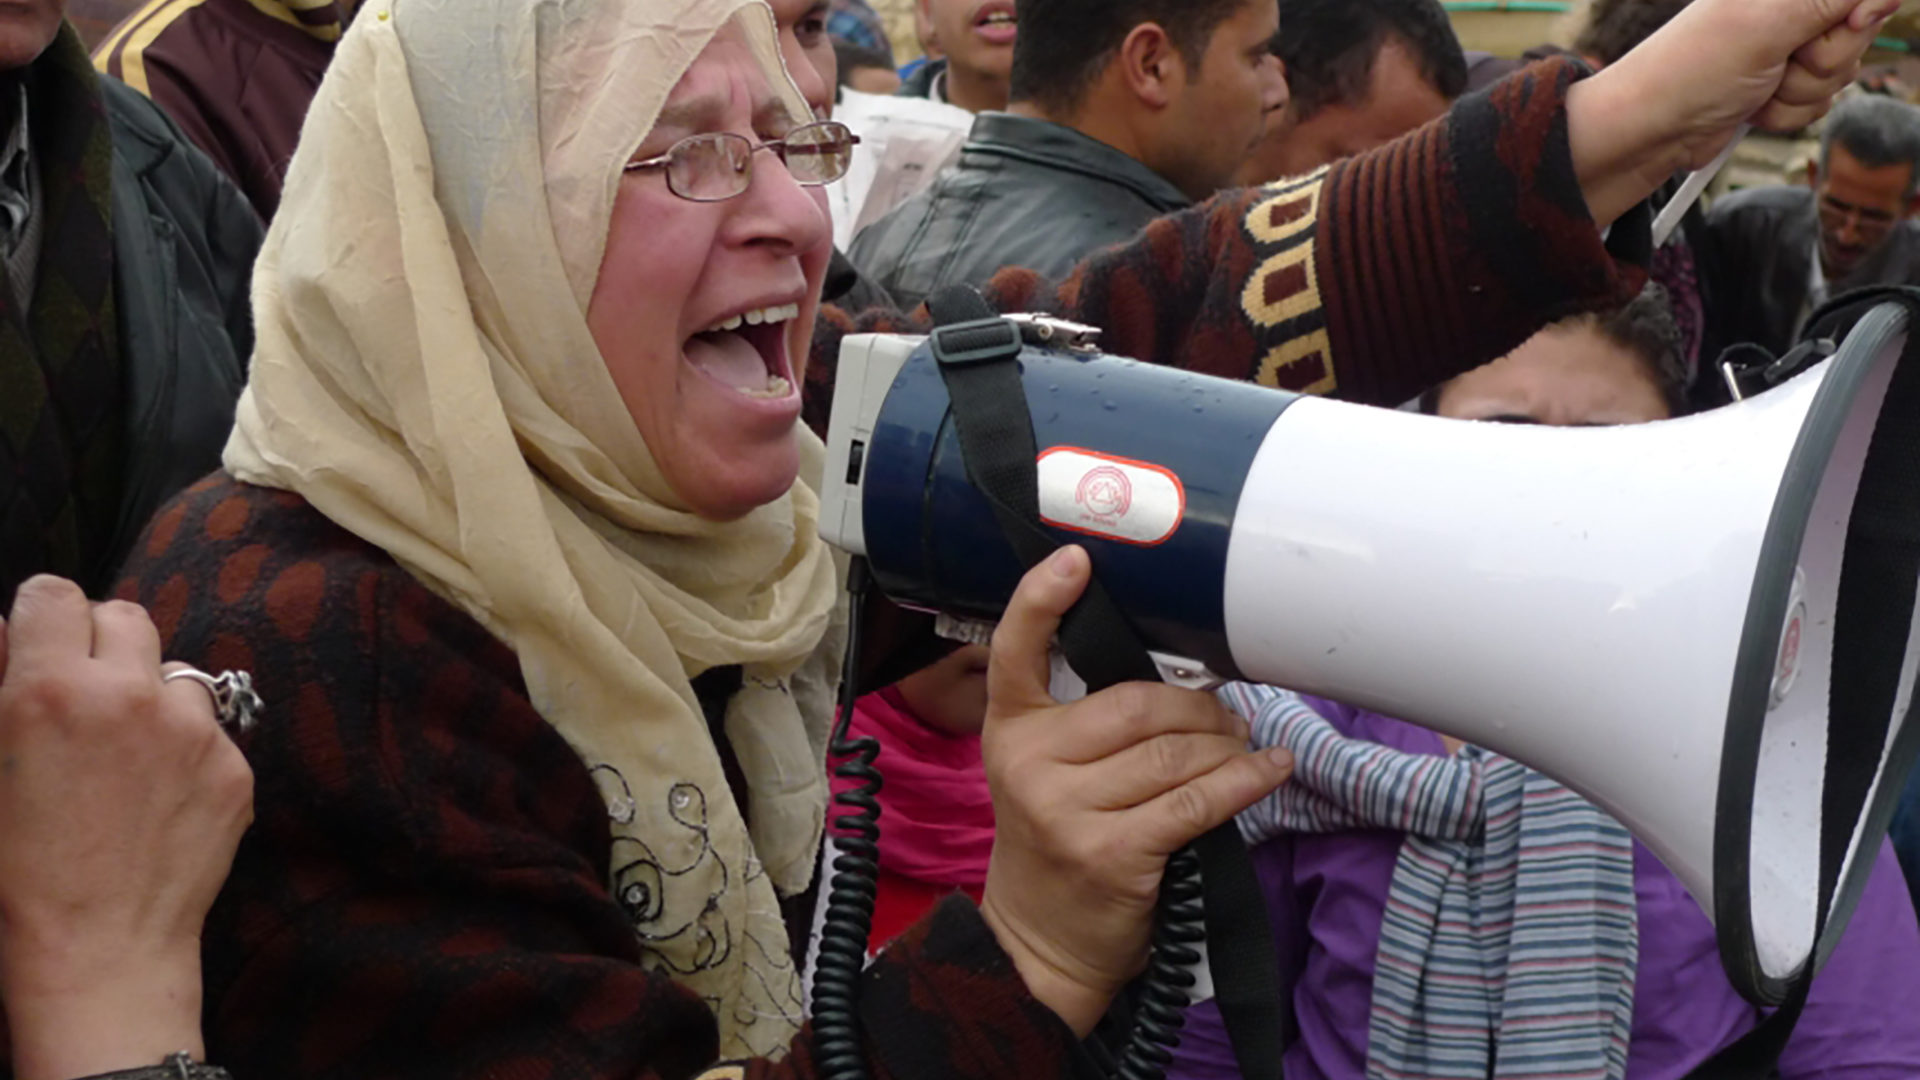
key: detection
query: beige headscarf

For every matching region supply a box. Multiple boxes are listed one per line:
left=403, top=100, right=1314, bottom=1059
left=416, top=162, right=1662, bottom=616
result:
left=225, top=0, right=843, bottom=1056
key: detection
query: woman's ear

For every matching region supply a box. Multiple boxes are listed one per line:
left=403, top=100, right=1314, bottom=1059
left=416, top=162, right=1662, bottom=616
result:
left=1117, top=22, right=1181, bottom=110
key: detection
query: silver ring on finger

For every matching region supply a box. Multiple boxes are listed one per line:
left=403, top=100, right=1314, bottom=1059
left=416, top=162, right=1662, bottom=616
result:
left=162, top=667, right=263, bottom=734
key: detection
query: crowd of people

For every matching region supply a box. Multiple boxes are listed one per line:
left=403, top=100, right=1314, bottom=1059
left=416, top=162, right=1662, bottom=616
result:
left=0, top=0, right=1915, bottom=1078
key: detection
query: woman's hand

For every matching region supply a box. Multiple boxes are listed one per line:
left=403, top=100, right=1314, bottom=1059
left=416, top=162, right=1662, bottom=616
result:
left=1572, top=0, right=1899, bottom=226
left=0, top=576, right=254, bottom=1080
left=976, top=548, right=1293, bottom=1036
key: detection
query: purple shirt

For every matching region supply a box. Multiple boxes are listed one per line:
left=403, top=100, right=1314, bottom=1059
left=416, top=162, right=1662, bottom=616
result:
left=1171, top=699, right=1920, bottom=1080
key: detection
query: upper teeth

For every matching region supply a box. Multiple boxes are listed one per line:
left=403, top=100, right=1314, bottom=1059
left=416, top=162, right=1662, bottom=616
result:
left=703, top=302, right=800, bottom=334
left=983, top=11, right=1013, bottom=22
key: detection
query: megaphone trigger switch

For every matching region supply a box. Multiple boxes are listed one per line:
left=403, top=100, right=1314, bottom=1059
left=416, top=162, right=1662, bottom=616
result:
left=933, top=613, right=995, bottom=648
left=844, top=440, right=866, bottom=486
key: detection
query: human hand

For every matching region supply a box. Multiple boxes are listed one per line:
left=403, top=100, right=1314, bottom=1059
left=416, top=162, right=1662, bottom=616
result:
left=976, top=548, right=1293, bottom=1036
left=1571, top=0, right=1898, bottom=224
left=1646, top=0, right=1894, bottom=152
left=0, top=576, right=254, bottom=1080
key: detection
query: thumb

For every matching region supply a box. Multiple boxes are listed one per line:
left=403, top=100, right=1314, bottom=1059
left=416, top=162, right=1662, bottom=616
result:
left=0, top=614, right=8, bottom=683
left=1847, top=0, right=1901, bottom=31
left=987, top=546, right=1091, bottom=717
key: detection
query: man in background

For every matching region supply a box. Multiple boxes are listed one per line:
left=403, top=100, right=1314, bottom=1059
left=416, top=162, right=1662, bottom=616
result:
left=852, top=0, right=1285, bottom=310
left=1703, top=93, right=1920, bottom=359
left=94, top=0, right=848, bottom=221
left=829, top=0, right=893, bottom=59
left=826, top=0, right=1011, bottom=249
left=93, top=0, right=350, bottom=219
left=897, top=0, right=1015, bottom=112
left=1238, top=0, right=1464, bottom=185
left=0, top=0, right=259, bottom=605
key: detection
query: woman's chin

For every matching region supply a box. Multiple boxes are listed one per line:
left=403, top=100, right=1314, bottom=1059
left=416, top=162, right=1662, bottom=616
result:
left=674, top=445, right=803, bottom=523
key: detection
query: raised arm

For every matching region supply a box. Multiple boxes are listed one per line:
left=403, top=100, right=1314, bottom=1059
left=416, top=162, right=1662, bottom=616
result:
left=809, top=0, right=1893, bottom=426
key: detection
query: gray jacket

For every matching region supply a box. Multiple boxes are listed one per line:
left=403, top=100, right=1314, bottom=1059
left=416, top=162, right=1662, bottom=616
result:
left=1702, top=184, right=1920, bottom=361
left=96, top=76, right=262, bottom=589
left=848, top=112, right=1191, bottom=311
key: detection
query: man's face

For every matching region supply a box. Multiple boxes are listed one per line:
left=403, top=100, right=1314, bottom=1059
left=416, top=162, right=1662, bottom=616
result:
left=0, top=0, right=64, bottom=70
left=1238, top=38, right=1449, bottom=185
left=1436, top=322, right=1671, bottom=428
left=920, top=0, right=1016, bottom=97
left=767, top=0, right=835, bottom=117
left=1156, top=0, right=1287, bottom=200
left=1812, top=143, right=1917, bottom=282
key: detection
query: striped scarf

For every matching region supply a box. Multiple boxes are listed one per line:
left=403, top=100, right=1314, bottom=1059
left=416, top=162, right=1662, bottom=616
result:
left=1226, top=685, right=1639, bottom=1080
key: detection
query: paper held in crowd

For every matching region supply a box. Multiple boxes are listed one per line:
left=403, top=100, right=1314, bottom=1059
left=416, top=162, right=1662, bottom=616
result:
left=1654, top=124, right=1750, bottom=248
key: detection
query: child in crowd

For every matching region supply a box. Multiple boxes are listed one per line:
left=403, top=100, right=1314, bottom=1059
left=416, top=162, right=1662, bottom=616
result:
left=829, top=644, right=994, bottom=949
left=1171, top=288, right=1920, bottom=1080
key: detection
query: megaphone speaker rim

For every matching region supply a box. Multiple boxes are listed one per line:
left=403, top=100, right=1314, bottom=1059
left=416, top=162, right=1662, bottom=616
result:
left=1714, top=302, right=1920, bottom=1005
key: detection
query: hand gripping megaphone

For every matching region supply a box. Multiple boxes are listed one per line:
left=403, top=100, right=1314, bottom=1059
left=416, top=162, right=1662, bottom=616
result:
left=816, top=300, right=1920, bottom=1017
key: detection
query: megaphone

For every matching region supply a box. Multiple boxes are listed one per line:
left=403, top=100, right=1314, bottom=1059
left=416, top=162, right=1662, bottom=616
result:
left=817, top=303, right=1920, bottom=1007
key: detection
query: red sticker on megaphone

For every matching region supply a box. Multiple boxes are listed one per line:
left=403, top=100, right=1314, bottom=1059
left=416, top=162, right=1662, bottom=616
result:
left=1037, top=448, right=1187, bottom=546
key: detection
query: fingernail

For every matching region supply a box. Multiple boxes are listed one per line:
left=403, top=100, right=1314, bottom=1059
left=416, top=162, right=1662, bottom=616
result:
left=1049, top=546, right=1081, bottom=577
left=1267, top=747, right=1293, bottom=769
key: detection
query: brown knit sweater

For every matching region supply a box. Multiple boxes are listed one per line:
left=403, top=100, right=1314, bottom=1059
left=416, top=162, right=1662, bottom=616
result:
left=808, top=57, right=1648, bottom=432
left=0, top=57, right=1645, bottom=1080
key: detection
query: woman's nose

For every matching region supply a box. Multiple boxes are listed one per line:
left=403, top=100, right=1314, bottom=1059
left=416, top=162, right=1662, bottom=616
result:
left=728, top=149, right=831, bottom=254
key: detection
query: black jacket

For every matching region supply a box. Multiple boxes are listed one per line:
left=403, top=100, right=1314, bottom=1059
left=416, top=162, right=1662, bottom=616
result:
left=1701, top=184, right=1920, bottom=361
left=896, top=57, right=945, bottom=101
left=95, top=76, right=262, bottom=588
left=847, top=112, right=1191, bottom=311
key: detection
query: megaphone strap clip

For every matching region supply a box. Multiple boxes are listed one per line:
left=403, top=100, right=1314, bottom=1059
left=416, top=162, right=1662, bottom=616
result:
left=1719, top=338, right=1836, bottom=402
left=931, top=314, right=1107, bottom=369
left=1004, top=312, right=1105, bottom=351
left=930, top=317, right=1023, bottom=367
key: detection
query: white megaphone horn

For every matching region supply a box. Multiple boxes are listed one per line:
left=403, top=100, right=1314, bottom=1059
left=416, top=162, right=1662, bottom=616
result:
left=817, top=301, right=1920, bottom=1006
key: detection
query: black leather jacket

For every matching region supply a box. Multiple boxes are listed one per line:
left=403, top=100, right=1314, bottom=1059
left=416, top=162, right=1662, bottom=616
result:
left=848, top=112, right=1191, bottom=311
left=95, top=77, right=262, bottom=590
left=1701, top=184, right=1920, bottom=363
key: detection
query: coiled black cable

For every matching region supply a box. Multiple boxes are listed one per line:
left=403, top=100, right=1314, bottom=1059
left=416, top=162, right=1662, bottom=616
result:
left=812, top=556, right=879, bottom=1080
left=1115, top=846, right=1207, bottom=1079
left=812, top=554, right=1202, bottom=1080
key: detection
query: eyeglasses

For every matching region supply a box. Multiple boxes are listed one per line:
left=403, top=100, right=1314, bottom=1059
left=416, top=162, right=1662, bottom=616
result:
left=623, top=120, right=861, bottom=202
left=1818, top=194, right=1899, bottom=235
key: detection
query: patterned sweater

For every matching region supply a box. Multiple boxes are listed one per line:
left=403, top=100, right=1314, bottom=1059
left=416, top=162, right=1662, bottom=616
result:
left=809, top=58, right=1647, bottom=426
left=9, top=57, right=1642, bottom=1080
left=110, top=478, right=1072, bottom=1080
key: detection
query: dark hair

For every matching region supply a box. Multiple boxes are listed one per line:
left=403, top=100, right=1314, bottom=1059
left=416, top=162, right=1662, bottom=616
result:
left=1009, top=0, right=1253, bottom=114
left=1572, top=0, right=1693, bottom=66
left=1593, top=283, right=1688, bottom=415
left=1419, top=284, right=1687, bottom=417
left=1275, top=0, right=1466, bottom=121
left=1820, top=94, right=1920, bottom=198
left=833, top=40, right=896, bottom=89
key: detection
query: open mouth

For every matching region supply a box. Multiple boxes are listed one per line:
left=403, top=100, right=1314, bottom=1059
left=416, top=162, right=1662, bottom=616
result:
left=685, top=301, right=801, bottom=401
left=972, top=1, right=1016, bottom=42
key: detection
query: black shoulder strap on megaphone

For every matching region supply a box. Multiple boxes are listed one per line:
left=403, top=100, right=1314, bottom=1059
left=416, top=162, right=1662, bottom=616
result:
left=923, top=285, right=1290, bottom=1080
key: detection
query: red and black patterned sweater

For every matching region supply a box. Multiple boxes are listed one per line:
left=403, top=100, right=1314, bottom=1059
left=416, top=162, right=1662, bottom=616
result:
left=89, top=58, right=1644, bottom=1080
